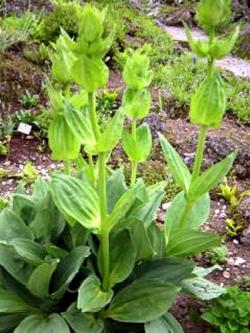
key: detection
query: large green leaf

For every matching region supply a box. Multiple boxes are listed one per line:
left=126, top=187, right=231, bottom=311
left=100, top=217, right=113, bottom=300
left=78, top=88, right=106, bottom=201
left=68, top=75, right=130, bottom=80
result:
left=27, top=261, right=58, bottom=298
left=0, top=289, right=33, bottom=313
left=29, top=192, right=65, bottom=243
left=51, top=246, right=90, bottom=299
left=114, top=182, right=165, bottom=235
left=14, top=314, right=70, bottom=333
left=77, top=275, right=113, bottom=313
left=159, top=134, right=191, bottom=192
left=129, top=182, right=166, bottom=228
left=109, top=182, right=143, bottom=230
left=135, top=257, right=194, bottom=284
left=188, top=152, right=237, bottom=201
left=8, top=238, right=46, bottom=266
left=64, top=103, right=96, bottom=148
left=48, top=115, right=81, bottom=161
left=130, top=222, right=153, bottom=261
left=165, top=191, right=210, bottom=242
left=72, top=56, right=108, bottom=92
left=147, top=224, right=165, bottom=258
left=12, top=195, right=36, bottom=224
left=97, top=109, right=125, bottom=153
left=166, top=229, right=220, bottom=257
left=0, top=209, right=34, bottom=241
left=106, top=279, right=179, bottom=323
left=0, top=313, right=25, bottom=331
left=50, top=174, right=101, bottom=233
left=107, top=169, right=127, bottom=214
left=145, top=313, right=184, bottom=333
left=181, top=276, right=225, bottom=300
left=62, top=311, right=104, bottom=333
left=0, top=245, right=33, bottom=285
left=122, top=124, right=152, bottom=162
left=109, top=230, right=136, bottom=286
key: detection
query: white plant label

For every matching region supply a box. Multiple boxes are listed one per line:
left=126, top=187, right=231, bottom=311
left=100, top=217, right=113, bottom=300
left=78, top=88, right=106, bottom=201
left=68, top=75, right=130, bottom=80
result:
left=17, top=122, right=32, bottom=135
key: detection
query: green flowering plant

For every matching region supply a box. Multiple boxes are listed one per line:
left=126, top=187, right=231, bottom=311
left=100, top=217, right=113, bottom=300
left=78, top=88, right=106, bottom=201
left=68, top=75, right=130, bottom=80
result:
left=0, top=2, right=239, bottom=332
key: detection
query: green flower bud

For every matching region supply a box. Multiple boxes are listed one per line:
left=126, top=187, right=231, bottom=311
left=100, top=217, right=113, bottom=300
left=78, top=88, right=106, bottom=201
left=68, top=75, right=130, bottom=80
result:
left=79, top=5, right=106, bottom=43
left=190, top=71, right=226, bottom=128
left=71, top=56, right=109, bottom=92
left=197, top=0, right=231, bottom=29
left=209, top=26, right=239, bottom=59
left=123, top=50, right=153, bottom=90
left=184, top=23, right=210, bottom=58
left=184, top=23, right=239, bottom=60
left=50, top=32, right=76, bottom=83
left=122, top=88, right=151, bottom=119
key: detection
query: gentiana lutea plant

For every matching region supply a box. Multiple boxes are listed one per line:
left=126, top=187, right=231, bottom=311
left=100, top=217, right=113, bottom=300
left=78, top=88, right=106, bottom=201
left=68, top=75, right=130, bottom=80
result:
left=0, top=1, right=239, bottom=332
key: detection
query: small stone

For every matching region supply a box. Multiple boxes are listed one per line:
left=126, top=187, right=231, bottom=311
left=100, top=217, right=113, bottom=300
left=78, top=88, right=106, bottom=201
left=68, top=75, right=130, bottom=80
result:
left=241, top=225, right=250, bottom=246
left=26, top=135, right=34, bottom=140
left=234, top=257, right=246, bottom=266
left=227, top=258, right=235, bottom=266
left=233, top=239, right=239, bottom=245
left=162, top=202, right=171, bottom=210
left=215, top=209, right=220, bottom=215
left=223, top=271, right=230, bottom=279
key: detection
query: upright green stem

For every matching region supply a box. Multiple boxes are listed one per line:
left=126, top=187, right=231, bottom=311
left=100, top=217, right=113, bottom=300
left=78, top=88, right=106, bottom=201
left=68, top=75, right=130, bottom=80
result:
left=99, top=152, right=110, bottom=291
left=88, top=92, right=100, bottom=185
left=88, top=92, right=100, bottom=140
left=88, top=91, right=110, bottom=290
left=191, top=125, right=208, bottom=181
left=63, top=160, right=71, bottom=175
left=88, top=153, right=96, bottom=186
left=130, top=118, right=138, bottom=186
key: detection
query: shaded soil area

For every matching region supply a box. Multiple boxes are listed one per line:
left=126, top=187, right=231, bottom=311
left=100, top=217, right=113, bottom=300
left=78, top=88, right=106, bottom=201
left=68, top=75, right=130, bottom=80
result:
left=3, top=0, right=53, bottom=14
left=0, top=49, right=47, bottom=115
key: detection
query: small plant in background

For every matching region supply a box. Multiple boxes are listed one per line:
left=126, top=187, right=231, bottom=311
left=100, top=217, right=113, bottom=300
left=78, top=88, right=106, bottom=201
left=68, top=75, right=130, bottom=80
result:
left=0, top=12, right=39, bottom=57
left=225, top=218, right=243, bottom=238
left=0, top=113, right=15, bottom=138
left=19, top=90, right=39, bottom=108
left=0, top=113, right=14, bottom=160
left=33, top=108, right=52, bottom=140
left=12, top=109, right=36, bottom=127
left=218, top=178, right=238, bottom=210
left=242, top=276, right=250, bottom=291
left=202, top=286, right=250, bottom=333
left=207, top=245, right=228, bottom=266
left=22, top=42, right=50, bottom=65
left=20, top=161, right=39, bottom=184
left=0, top=197, right=8, bottom=212
left=35, top=0, right=81, bottom=43
left=0, top=167, right=7, bottom=179
left=0, top=141, right=8, bottom=157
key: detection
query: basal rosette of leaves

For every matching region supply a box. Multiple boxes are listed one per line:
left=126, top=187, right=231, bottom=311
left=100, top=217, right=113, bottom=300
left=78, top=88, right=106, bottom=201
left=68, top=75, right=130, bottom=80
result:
left=0, top=2, right=238, bottom=333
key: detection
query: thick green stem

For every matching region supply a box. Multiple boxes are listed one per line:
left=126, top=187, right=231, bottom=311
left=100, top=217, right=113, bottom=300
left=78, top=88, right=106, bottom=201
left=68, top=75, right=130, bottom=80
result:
left=88, top=153, right=96, bottom=185
left=192, top=125, right=208, bottom=181
left=88, top=92, right=100, bottom=140
left=63, top=161, right=71, bottom=175
left=179, top=199, right=192, bottom=229
left=99, top=153, right=110, bottom=291
left=130, top=118, right=138, bottom=186
left=88, top=91, right=109, bottom=290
